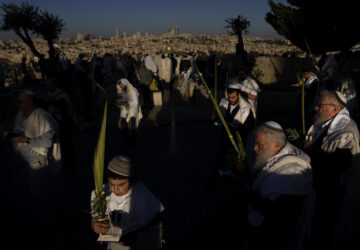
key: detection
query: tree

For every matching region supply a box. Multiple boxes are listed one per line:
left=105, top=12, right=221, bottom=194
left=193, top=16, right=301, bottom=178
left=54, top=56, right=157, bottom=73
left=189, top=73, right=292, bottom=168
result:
left=0, top=2, right=65, bottom=79
left=266, top=0, right=360, bottom=54
left=225, top=15, right=250, bottom=64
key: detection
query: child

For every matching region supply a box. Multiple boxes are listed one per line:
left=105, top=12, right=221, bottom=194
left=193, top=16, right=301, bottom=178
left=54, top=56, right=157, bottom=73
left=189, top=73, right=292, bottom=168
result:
left=91, top=155, right=164, bottom=250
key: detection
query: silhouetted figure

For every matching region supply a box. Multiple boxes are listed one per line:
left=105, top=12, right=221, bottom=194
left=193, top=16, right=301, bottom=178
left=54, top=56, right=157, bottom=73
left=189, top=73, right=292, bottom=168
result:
left=46, top=77, right=77, bottom=174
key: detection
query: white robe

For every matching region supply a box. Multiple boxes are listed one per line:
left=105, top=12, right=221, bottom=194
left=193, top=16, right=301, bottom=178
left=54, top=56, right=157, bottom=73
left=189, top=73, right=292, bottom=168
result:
left=158, top=57, right=172, bottom=83
left=143, top=55, right=158, bottom=76
left=116, top=79, right=143, bottom=128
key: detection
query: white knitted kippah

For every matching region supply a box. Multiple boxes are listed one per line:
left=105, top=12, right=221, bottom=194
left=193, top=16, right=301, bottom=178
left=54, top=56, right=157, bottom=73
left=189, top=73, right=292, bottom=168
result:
left=263, top=121, right=284, bottom=132
left=107, top=155, right=132, bottom=177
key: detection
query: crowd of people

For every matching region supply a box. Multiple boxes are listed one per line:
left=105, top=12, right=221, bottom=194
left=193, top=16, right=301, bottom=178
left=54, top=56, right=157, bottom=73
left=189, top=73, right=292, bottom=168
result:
left=210, top=52, right=360, bottom=250
left=1, top=49, right=360, bottom=250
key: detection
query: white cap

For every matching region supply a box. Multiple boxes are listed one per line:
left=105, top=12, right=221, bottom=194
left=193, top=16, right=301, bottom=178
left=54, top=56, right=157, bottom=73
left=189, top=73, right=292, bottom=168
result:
left=228, top=83, right=241, bottom=90
left=263, top=121, right=284, bottom=132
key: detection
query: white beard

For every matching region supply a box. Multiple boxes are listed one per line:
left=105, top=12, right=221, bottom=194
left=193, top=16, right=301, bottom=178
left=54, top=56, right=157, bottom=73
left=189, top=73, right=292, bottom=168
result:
left=253, top=148, right=274, bottom=171
left=313, top=113, right=329, bottom=126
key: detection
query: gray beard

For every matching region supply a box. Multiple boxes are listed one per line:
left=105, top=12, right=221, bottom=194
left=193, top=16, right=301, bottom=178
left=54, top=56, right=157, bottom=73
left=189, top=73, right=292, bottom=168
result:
left=253, top=153, right=271, bottom=172
left=313, top=113, right=328, bottom=127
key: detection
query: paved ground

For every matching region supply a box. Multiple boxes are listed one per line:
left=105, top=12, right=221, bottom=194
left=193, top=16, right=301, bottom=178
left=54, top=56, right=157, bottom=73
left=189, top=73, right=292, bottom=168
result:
left=0, top=85, right=301, bottom=250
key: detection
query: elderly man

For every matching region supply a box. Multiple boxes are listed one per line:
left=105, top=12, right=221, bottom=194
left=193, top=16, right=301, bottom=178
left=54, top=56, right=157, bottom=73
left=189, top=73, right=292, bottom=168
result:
left=116, top=78, right=142, bottom=147
left=10, top=90, right=60, bottom=232
left=305, top=90, right=360, bottom=249
left=248, top=121, right=314, bottom=250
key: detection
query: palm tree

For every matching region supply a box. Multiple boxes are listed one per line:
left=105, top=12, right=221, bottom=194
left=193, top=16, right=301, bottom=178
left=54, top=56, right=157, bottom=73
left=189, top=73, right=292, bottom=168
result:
left=225, top=15, right=250, bottom=63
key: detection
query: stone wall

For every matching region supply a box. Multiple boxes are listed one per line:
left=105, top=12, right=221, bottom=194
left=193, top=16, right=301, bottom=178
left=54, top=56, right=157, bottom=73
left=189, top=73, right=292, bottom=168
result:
left=254, top=56, right=308, bottom=85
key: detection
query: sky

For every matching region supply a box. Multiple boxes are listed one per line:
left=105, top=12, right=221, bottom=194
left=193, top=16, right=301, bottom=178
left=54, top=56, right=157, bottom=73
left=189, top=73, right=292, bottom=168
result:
left=0, top=0, right=285, bottom=40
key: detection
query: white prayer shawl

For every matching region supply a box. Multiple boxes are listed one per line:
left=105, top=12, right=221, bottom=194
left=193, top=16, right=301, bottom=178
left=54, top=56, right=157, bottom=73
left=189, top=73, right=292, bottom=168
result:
left=251, top=142, right=315, bottom=250
left=13, top=108, right=57, bottom=161
left=219, top=95, right=251, bottom=127
left=154, top=55, right=162, bottom=77
left=307, top=108, right=360, bottom=155
left=91, top=182, right=164, bottom=250
left=252, top=142, right=313, bottom=201
left=116, top=79, right=143, bottom=128
left=230, top=76, right=260, bottom=119
left=144, top=55, right=158, bottom=76
left=338, top=77, right=357, bottom=115
left=158, top=57, right=172, bottom=83
left=238, top=76, right=260, bottom=97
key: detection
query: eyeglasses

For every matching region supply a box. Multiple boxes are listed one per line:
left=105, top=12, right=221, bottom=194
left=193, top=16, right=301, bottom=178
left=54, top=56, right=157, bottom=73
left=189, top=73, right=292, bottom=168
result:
left=316, top=103, right=335, bottom=107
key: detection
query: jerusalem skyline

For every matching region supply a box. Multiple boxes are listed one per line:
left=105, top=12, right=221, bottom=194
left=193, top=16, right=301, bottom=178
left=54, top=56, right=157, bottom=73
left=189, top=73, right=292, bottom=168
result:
left=0, top=0, right=285, bottom=40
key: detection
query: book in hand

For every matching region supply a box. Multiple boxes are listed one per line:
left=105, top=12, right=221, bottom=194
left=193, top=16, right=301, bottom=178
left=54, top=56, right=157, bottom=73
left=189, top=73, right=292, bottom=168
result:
left=97, top=234, right=121, bottom=243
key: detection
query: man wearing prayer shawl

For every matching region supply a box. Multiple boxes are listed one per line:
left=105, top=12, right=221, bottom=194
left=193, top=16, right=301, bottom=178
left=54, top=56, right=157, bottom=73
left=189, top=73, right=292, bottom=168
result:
left=214, top=84, right=255, bottom=176
left=229, top=67, right=260, bottom=120
left=10, top=90, right=60, bottom=231
left=248, top=121, right=314, bottom=250
left=91, top=156, right=164, bottom=250
left=116, top=78, right=142, bottom=147
left=305, top=90, right=360, bottom=249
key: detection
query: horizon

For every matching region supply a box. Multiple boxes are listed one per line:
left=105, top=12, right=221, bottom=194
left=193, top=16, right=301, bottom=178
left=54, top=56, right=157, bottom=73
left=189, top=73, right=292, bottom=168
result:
left=0, top=0, right=285, bottom=41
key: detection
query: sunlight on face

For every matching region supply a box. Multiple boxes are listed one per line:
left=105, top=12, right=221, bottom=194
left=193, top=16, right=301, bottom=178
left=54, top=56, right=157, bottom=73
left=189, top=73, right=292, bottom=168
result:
left=314, top=94, right=337, bottom=125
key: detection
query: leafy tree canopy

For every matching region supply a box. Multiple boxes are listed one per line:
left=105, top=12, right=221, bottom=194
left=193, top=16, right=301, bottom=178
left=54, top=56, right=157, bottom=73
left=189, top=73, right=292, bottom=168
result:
left=266, top=0, right=360, bottom=54
left=1, top=2, right=65, bottom=59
